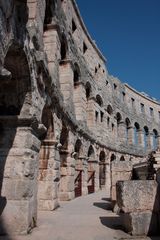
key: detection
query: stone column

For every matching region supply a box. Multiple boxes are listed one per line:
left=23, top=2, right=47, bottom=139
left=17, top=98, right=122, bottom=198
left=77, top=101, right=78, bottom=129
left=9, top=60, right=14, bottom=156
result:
left=94, top=160, right=99, bottom=192
left=38, top=140, right=61, bottom=211
left=73, top=83, right=87, bottom=122
left=82, top=157, right=88, bottom=196
left=147, top=132, right=152, bottom=152
left=86, top=98, right=96, bottom=130
left=59, top=60, right=74, bottom=109
left=127, top=126, right=134, bottom=145
left=118, top=121, right=126, bottom=143
left=59, top=151, right=75, bottom=201
left=0, top=124, right=41, bottom=235
left=43, top=26, right=60, bottom=86
left=105, top=163, right=111, bottom=197
left=137, top=129, right=144, bottom=148
left=157, top=135, right=160, bottom=150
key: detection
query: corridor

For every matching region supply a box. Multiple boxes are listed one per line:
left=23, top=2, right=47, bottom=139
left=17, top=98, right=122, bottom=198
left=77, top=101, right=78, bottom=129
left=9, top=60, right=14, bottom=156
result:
left=0, top=190, right=156, bottom=240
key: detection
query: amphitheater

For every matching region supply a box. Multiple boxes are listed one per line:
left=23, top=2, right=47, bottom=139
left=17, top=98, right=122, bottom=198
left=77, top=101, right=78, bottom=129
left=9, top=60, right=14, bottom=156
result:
left=0, top=0, right=160, bottom=238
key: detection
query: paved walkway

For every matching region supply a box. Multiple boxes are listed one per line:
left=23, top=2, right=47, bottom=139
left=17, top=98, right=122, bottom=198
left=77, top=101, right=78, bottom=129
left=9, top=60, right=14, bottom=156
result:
left=0, top=190, right=159, bottom=240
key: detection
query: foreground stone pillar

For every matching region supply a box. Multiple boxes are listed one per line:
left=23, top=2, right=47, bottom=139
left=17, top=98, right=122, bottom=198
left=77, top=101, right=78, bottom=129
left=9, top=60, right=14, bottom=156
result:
left=0, top=125, right=40, bottom=235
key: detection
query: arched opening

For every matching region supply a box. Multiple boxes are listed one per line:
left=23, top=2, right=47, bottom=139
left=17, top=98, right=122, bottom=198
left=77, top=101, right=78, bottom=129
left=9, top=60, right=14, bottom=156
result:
left=134, top=122, right=140, bottom=145
left=74, top=139, right=83, bottom=198
left=120, top=156, right=125, bottom=161
left=44, top=0, right=55, bottom=26
left=99, top=151, right=106, bottom=189
left=116, top=112, right=122, bottom=124
left=107, top=105, right=113, bottom=115
left=116, top=112, right=122, bottom=139
left=111, top=154, right=116, bottom=162
left=87, top=145, right=95, bottom=194
left=60, top=34, right=68, bottom=61
left=153, top=129, right=158, bottom=150
left=85, top=82, right=91, bottom=100
left=59, top=122, right=69, bottom=200
left=144, top=126, right=149, bottom=151
left=73, top=63, right=80, bottom=87
left=0, top=45, right=31, bottom=116
left=125, top=118, right=131, bottom=142
left=96, top=94, right=103, bottom=107
left=38, top=106, right=55, bottom=210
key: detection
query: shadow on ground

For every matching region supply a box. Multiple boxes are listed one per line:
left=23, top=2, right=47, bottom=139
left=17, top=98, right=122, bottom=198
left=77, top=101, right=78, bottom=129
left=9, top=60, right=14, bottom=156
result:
left=100, top=216, right=125, bottom=231
left=93, top=201, right=113, bottom=210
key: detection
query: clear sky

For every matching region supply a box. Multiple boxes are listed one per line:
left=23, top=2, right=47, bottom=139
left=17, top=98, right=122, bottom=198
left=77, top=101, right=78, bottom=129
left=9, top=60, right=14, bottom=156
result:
left=76, top=0, right=160, bottom=100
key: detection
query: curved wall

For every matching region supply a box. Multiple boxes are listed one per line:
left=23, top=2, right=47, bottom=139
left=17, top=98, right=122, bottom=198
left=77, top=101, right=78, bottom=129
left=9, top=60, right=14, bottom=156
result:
left=0, top=0, right=159, bottom=235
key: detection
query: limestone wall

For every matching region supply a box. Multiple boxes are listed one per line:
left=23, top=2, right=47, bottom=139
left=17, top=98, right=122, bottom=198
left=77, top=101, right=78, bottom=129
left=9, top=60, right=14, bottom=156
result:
left=0, top=0, right=160, bottom=235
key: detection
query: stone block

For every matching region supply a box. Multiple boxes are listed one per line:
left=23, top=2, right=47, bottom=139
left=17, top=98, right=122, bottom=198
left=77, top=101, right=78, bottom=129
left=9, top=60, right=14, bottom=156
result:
left=0, top=199, right=36, bottom=235
left=116, top=180, right=160, bottom=213
left=122, top=211, right=160, bottom=236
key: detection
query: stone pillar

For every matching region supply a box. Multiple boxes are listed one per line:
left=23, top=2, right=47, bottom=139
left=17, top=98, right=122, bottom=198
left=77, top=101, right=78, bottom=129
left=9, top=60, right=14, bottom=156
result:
left=94, top=161, right=99, bottom=192
left=59, top=60, right=74, bottom=109
left=38, top=140, right=61, bottom=211
left=43, top=26, right=60, bottom=86
left=105, top=163, right=111, bottom=197
left=59, top=151, right=75, bottom=201
left=86, top=98, right=95, bottom=130
left=137, top=129, right=144, bottom=148
left=82, top=157, right=88, bottom=196
left=118, top=121, right=126, bottom=143
left=0, top=125, right=41, bottom=235
left=73, top=83, right=87, bottom=122
left=127, top=126, right=134, bottom=145
left=147, top=133, right=152, bottom=152
left=157, top=135, right=160, bottom=149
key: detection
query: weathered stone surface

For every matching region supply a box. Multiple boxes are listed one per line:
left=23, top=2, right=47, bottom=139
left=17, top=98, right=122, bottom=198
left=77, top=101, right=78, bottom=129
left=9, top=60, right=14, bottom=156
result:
left=122, top=211, right=160, bottom=236
left=116, top=180, right=159, bottom=213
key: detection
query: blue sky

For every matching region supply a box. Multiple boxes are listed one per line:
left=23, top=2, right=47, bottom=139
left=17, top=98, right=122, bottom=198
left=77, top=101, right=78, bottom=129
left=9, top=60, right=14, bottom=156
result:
left=76, top=0, right=160, bottom=100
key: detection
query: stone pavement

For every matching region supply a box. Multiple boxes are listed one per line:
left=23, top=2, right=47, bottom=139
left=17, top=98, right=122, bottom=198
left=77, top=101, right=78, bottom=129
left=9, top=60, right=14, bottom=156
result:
left=0, top=190, right=159, bottom=240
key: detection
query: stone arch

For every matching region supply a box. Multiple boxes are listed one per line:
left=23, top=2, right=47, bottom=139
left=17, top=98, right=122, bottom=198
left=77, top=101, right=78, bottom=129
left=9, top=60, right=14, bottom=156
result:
left=74, top=139, right=83, bottom=158
left=144, top=125, right=149, bottom=151
left=88, top=145, right=95, bottom=159
left=38, top=105, right=56, bottom=210
left=116, top=112, right=122, bottom=124
left=73, top=63, right=81, bottom=87
left=107, top=104, right=113, bottom=115
left=85, top=82, right=91, bottom=100
left=96, top=94, right=103, bottom=107
left=120, top=155, right=125, bottom=161
left=134, top=122, right=140, bottom=145
left=59, top=122, right=69, bottom=200
left=44, top=0, right=56, bottom=27
left=87, top=145, right=96, bottom=194
left=111, top=153, right=116, bottom=162
left=153, top=129, right=158, bottom=150
left=74, top=139, right=83, bottom=198
left=60, top=122, right=69, bottom=150
left=60, top=33, right=68, bottom=61
left=125, top=117, right=131, bottom=142
left=0, top=44, right=31, bottom=116
left=99, top=151, right=106, bottom=189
